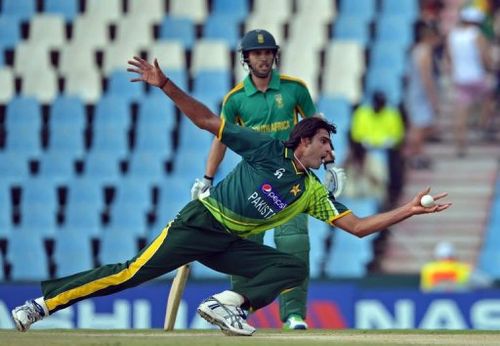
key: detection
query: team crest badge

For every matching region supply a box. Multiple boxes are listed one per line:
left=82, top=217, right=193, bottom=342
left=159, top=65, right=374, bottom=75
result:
left=257, top=33, right=264, bottom=44
left=275, top=94, right=284, bottom=108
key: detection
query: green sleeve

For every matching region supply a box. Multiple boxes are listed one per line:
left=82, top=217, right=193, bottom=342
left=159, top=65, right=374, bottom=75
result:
left=221, top=94, right=237, bottom=123
left=304, top=176, right=351, bottom=224
left=220, top=121, right=277, bottom=161
left=296, top=82, right=317, bottom=118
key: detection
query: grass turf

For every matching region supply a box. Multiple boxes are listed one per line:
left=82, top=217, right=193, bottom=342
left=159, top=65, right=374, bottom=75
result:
left=2, top=329, right=500, bottom=346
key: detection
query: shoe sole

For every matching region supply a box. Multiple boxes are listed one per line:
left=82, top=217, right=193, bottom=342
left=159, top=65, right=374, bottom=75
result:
left=197, top=307, right=254, bottom=336
left=11, top=311, right=27, bottom=332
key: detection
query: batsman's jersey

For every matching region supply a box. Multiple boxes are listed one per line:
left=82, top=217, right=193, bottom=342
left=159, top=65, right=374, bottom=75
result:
left=199, top=121, right=351, bottom=237
left=221, top=70, right=316, bottom=140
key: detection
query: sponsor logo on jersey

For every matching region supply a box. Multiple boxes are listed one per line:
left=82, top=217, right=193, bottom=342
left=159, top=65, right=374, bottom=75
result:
left=261, top=183, right=287, bottom=210
left=247, top=183, right=288, bottom=218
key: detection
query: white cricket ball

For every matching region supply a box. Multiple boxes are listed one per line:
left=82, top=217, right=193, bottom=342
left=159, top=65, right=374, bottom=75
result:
left=420, top=194, right=435, bottom=208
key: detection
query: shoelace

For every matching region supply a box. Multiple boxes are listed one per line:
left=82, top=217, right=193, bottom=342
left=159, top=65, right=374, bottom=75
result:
left=206, top=297, right=247, bottom=329
left=19, top=305, right=41, bottom=323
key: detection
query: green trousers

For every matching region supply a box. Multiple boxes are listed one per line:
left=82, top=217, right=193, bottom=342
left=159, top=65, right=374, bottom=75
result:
left=231, top=213, right=309, bottom=322
left=41, top=200, right=307, bottom=314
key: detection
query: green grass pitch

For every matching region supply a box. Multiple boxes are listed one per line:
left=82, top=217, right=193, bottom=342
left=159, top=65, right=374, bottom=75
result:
left=2, top=329, right=500, bottom=346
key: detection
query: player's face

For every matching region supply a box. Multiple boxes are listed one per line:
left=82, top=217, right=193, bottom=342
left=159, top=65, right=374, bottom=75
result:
left=302, top=129, right=333, bottom=169
left=247, top=49, right=275, bottom=78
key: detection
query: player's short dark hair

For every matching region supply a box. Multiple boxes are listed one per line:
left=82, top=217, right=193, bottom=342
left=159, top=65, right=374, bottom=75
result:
left=284, top=117, right=336, bottom=150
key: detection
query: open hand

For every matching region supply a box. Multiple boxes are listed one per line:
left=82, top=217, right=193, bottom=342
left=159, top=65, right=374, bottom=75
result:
left=411, top=186, right=451, bottom=215
left=127, top=56, right=168, bottom=88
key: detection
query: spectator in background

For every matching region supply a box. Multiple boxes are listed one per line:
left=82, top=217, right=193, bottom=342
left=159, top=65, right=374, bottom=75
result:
left=342, top=135, right=388, bottom=207
left=350, top=91, right=406, bottom=207
left=445, top=6, right=496, bottom=157
left=420, top=241, right=493, bottom=292
left=404, top=22, right=442, bottom=170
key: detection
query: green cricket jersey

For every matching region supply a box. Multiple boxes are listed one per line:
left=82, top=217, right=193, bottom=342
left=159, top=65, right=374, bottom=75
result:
left=199, top=120, right=351, bottom=237
left=221, top=70, right=316, bottom=141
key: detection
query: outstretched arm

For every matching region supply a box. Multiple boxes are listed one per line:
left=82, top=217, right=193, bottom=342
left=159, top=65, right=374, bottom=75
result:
left=334, top=187, right=451, bottom=238
left=128, top=56, right=222, bottom=135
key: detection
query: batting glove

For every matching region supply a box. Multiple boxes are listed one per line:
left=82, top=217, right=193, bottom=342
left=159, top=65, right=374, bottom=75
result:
left=190, top=176, right=213, bottom=200
left=324, top=163, right=347, bottom=199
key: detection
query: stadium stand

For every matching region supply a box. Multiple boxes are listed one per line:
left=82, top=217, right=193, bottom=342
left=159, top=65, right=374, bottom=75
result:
left=1, top=0, right=499, bottom=284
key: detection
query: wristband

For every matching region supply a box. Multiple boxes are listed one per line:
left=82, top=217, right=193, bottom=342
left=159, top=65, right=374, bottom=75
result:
left=158, top=78, right=170, bottom=89
left=203, top=175, right=214, bottom=181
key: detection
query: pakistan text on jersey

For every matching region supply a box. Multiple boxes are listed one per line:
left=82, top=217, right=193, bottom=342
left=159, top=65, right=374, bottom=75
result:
left=248, top=192, right=277, bottom=218
left=251, top=120, right=291, bottom=133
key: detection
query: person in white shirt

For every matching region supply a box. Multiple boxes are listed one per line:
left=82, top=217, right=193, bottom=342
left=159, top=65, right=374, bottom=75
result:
left=446, top=6, right=495, bottom=157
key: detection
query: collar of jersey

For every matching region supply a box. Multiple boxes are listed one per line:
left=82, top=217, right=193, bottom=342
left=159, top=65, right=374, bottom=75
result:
left=243, top=70, right=280, bottom=96
left=284, top=147, right=307, bottom=175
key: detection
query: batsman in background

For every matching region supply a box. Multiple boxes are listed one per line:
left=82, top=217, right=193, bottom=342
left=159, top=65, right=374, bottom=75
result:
left=191, top=29, right=346, bottom=330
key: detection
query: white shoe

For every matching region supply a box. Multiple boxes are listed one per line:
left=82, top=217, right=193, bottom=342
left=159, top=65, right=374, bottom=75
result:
left=283, top=314, right=308, bottom=330
left=197, top=296, right=255, bottom=336
left=11, top=300, right=46, bottom=332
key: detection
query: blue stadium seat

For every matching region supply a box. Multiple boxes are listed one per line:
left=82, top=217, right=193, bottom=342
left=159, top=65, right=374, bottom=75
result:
left=0, top=184, right=13, bottom=238
left=99, top=230, right=138, bottom=264
left=211, top=0, right=248, bottom=22
left=369, top=41, right=408, bottom=77
left=63, top=178, right=105, bottom=236
left=63, top=201, right=102, bottom=236
left=0, top=152, right=30, bottom=186
left=93, top=95, right=131, bottom=133
left=0, top=15, right=21, bottom=51
left=332, top=15, right=371, bottom=46
left=44, top=0, right=79, bottom=22
left=338, top=0, right=376, bottom=23
left=203, top=14, right=240, bottom=49
left=317, top=96, right=352, bottom=136
left=325, top=197, right=379, bottom=278
left=126, top=152, right=167, bottom=182
left=364, top=67, right=403, bottom=106
left=1, top=0, right=36, bottom=22
left=48, top=96, right=86, bottom=156
left=7, top=232, right=49, bottom=281
left=18, top=178, right=59, bottom=237
left=148, top=69, right=188, bottom=97
left=158, top=17, right=195, bottom=50
left=308, top=217, right=330, bottom=279
left=66, top=177, right=105, bottom=206
left=90, top=96, right=131, bottom=157
left=106, top=204, right=148, bottom=237
left=324, top=197, right=379, bottom=278
left=134, top=96, right=176, bottom=159
left=191, top=70, right=230, bottom=114
left=113, top=176, right=153, bottom=213
left=5, top=96, right=42, bottom=158
left=91, top=127, right=129, bottom=157
left=38, top=151, right=77, bottom=185
left=375, top=15, right=414, bottom=48
left=154, top=177, right=192, bottom=225
left=380, top=0, right=419, bottom=21
left=53, top=231, right=94, bottom=277
left=106, top=70, right=145, bottom=104
left=136, top=95, right=176, bottom=133
left=82, top=152, right=123, bottom=186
